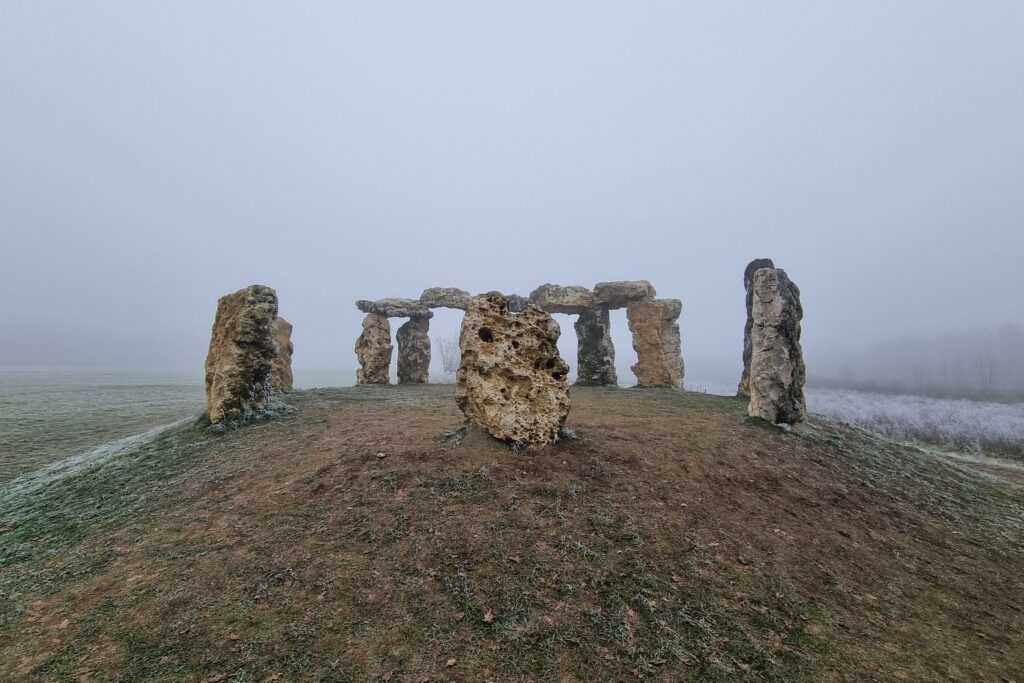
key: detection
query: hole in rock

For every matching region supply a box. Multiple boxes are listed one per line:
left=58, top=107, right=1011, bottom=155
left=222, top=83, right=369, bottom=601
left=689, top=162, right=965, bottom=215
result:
left=479, top=328, right=494, bottom=343
left=511, top=340, right=520, bottom=349
left=545, top=358, right=555, bottom=369
left=551, top=372, right=566, bottom=380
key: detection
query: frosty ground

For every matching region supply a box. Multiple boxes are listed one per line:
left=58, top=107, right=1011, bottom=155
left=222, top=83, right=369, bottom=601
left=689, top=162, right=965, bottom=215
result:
left=686, top=379, right=1024, bottom=462
left=1, top=385, right=1022, bottom=681
left=806, top=388, right=1024, bottom=460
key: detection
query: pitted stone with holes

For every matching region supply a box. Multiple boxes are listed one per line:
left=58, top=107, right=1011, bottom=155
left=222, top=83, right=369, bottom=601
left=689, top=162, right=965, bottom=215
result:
left=456, top=293, right=570, bottom=445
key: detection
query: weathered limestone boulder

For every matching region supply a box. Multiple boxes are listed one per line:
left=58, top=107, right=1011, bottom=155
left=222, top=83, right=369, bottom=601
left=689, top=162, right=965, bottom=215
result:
left=397, top=317, right=430, bottom=384
left=593, top=280, right=656, bottom=309
left=270, top=316, right=294, bottom=392
left=204, top=285, right=279, bottom=424
left=748, top=268, right=806, bottom=424
left=574, top=309, right=617, bottom=386
left=355, top=313, right=393, bottom=384
left=626, top=299, right=683, bottom=388
left=528, top=284, right=594, bottom=315
left=420, top=287, right=472, bottom=311
left=737, top=258, right=776, bottom=397
left=456, top=294, right=570, bottom=445
left=356, top=298, right=434, bottom=319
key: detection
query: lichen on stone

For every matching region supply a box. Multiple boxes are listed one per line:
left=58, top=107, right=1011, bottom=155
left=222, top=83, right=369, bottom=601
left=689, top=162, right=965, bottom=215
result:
left=204, top=284, right=279, bottom=425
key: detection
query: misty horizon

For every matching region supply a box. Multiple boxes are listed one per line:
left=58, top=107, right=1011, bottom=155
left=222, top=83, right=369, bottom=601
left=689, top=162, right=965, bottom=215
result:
left=2, top=3, right=1022, bottom=394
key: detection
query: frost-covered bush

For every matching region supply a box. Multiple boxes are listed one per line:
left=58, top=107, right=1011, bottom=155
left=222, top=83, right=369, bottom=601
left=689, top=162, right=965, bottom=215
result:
left=806, top=388, right=1024, bottom=459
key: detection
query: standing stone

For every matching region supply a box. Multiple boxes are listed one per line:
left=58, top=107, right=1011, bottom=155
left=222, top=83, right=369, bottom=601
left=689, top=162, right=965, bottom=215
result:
left=270, top=316, right=294, bottom=392
left=204, top=285, right=279, bottom=425
left=575, top=309, right=617, bottom=386
left=626, top=299, right=683, bottom=388
left=456, top=293, right=570, bottom=445
left=737, top=258, right=775, bottom=397
left=397, top=317, right=431, bottom=384
left=748, top=268, right=806, bottom=424
left=355, top=313, right=392, bottom=384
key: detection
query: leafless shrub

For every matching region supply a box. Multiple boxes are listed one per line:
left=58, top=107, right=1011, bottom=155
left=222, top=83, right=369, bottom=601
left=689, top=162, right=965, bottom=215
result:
left=435, top=333, right=461, bottom=375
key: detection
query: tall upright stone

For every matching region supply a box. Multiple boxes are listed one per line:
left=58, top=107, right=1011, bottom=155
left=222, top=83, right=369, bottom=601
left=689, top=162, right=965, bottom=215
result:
left=204, top=285, right=279, bottom=425
left=355, top=313, right=392, bottom=384
left=270, top=316, right=294, bottom=392
left=748, top=268, right=806, bottom=424
left=397, top=317, right=430, bottom=384
left=737, top=258, right=775, bottom=397
left=456, top=293, right=570, bottom=445
left=626, top=298, right=683, bottom=388
left=575, top=309, right=617, bottom=386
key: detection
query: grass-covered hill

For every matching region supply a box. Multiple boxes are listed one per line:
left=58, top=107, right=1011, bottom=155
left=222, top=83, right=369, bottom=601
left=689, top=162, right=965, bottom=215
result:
left=1, top=386, right=1022, bottom=681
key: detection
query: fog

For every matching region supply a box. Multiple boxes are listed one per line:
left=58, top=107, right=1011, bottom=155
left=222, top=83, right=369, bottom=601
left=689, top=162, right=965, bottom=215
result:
left=2, top=2, right=1022, bottom=393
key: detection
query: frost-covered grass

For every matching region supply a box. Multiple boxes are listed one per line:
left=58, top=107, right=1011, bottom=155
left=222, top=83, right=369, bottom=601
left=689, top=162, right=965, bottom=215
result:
left=807, top=388, right=1024, bottom=460
left=685, top=378, right=1024, bottom=460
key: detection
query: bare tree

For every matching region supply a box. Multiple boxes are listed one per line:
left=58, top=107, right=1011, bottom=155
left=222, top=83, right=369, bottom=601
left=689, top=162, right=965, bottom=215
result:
left=434, top=334, right=461, bottom=376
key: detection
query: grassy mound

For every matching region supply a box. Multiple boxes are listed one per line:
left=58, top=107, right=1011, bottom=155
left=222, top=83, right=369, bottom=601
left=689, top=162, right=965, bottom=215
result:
left=2, top=386, right=1022, bottom=681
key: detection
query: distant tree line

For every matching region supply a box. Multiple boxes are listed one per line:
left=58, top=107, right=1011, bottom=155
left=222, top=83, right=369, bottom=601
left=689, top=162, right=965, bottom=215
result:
left=808, top=324, right=1024, bottom=403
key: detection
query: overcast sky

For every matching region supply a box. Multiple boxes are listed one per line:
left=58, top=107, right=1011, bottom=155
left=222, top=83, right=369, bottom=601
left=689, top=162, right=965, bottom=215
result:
left=2, top=2, right=1022, bottom=384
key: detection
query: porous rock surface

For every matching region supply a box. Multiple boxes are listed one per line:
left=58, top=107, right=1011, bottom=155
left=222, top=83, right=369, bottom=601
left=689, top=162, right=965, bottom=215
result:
left=627, top=298, right=683, bottom=388
left=356, top=298, right=434, bottom=319
left=574, top=309, right=617, bottom=386
left=748, top=268, right=806, bottom=424
left=270, top=316, right=294, bottom=392
left=204, top=285, right=279, bottom=424
left=528, top=284, right=594, bottom=315
left=472, top=292, right=528, bottom=312
left=456, top=293, right=570, bottom=445
left=737, top=258, right=775, bottom=397
left=397, top=317, right=431, bottom=384
left=420, top=287, right=472, bottom=311
left=592, top=280, right=656, bottom=309
left=355, top=313, right=393, bottom=384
